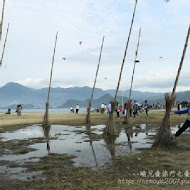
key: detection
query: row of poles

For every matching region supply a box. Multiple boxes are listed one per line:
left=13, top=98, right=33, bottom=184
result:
left=1, top=0, right=190, bottom=148
left=43, top=0, right=140, bottom=132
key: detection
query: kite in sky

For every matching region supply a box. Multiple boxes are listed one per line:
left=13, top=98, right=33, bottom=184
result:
left=79, top=41, right=82, bottom=45
left=134, top=60, right=140, bottom=63
left=62, top=58, right=66, bottom=60
left=159, top=56, right=163, bottom=59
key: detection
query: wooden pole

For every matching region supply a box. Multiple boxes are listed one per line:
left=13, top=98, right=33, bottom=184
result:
left=106, top=0, right=138, bottom=135
left=153, top=24, right=190, bottom=148
left=123, top=27, right=141, bottom=124
left=0, top=0, right=6, bottom=42
left=171, top=24, right=190, bottom=101
left=113, top=0, right=138, bottom=102
left=128, top=27, right=141, bottom=101
left=85, top=36, right=105, bottom=124
left=43, top=31, right=58, bottom=127
left=0, top=22, right=9, bottom=67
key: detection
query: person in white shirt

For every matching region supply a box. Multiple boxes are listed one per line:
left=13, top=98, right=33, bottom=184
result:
left=100, top=103, right=105, bottom=113
left=76, top=104, right=79, bottom=114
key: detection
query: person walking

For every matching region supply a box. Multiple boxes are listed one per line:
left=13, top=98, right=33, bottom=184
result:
left=76, top=104, right=79, bottom=114
left=70, top=106, right=74, bottom=113
left=172, top=103, right=190, bottom=139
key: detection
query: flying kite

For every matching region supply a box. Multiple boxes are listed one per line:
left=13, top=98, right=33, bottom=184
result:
left=79, top=41, right=82, bottom=45
left=159, top=56, right=163, bottom=59
left=164, top=0, right=170, bottom=3
left=62, top=58, right=66, bottom=60
left=104, top=77, right=107, bottom=80
left=134, top=60, right=140, bottom=63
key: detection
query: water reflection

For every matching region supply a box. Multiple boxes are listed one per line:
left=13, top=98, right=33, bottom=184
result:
left=42, top=124, right=51, bottom=154
left=85, top=126, right=98, bottom=167
left=124, top=128, right=133, bottom=154
left=104, top=135, right=117, bottom=159
left=0, top=124, right=187, bottom=169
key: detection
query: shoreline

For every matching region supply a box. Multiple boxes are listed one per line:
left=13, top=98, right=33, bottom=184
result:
left=0, top=110, right=186, bottom=132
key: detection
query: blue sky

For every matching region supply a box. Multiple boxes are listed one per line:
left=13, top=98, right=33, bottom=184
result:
left=0, top=0, right=190, bottom=93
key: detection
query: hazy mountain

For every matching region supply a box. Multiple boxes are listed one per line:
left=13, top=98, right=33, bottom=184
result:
left=58, top=94, right=114, bottom=108
left=0, top=82, right=189, bottom=108
left=1, top=104, right=36, bottom=109
left=0, top=82, right=105, bottom=107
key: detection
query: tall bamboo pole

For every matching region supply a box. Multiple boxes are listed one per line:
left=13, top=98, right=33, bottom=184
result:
left=123, top=27, right=141, bottom=124
left=0, top=22, right=9, bottom=67
left=43, top=31, right=58, bottom=128
left=171, top=25, right=190, bottom=101
left=129, top=27, right=141, bottom=101
left=0, top=0, right=6, bottom=42
left=85, top=36, right=105, bottom=124
left=106, top=0, right=138, bottom=135
left=153, top=24, right=190, bottom=148
left=42, top=31, right=58, bottom=153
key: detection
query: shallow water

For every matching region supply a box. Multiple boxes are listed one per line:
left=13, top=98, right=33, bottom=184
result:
left=0, top=165, right=43, bottom=181
left=0, top=123, right=189, bottom=180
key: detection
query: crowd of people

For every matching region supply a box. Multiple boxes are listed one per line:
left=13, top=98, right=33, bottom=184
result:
left=92, top=100, right=151, bottom=119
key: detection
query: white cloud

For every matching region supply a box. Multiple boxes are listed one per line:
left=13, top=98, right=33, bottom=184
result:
left=0, top=0, right=190, bottom=93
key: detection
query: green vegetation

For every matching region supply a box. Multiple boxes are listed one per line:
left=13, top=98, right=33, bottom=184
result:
left=0, top=109, right=187, bottom=132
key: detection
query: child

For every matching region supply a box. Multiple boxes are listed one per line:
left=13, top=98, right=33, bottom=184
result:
left=172, top=103, right=190, bottom=139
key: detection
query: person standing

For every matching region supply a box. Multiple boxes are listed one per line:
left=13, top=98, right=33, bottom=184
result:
left=172, top=103, right=190, bottom=139
left=177, top=101, right=181, bottom=116
left=100, top=103, right=105, bottom=113
left=129, top=100, right=133, bottom=117
left=124, top=102, right=127, bottom=116
left=144, top=100, right=149, bottom=118
left=107, top=102, right=112, bottom=117
left=16, top=105, right=22, bottom=116
left=177, top=101, right=180, bottom=111
left=133, top=101, right=138, bottom=117
left=115, top=102, right=120, bottom=119
left=76, top=104, right=79, bottom=114
left=104, top=104, right=108, bottom=114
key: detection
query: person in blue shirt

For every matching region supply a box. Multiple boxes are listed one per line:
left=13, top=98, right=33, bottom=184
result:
left=172, top=103, right=190, bottom=139
left=107, top=102, right=112, bottom=117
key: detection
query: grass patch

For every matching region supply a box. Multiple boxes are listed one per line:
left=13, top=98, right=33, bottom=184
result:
left=0, top=110, right=187, bottom=133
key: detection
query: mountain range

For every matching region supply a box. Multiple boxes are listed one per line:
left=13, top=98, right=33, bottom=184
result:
left=0, top=82, right=190, bottom=108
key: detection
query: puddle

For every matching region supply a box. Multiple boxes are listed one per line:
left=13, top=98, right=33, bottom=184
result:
left=0, top=123, right=189, bottom=180
left=0, top=165, right=43, bottom=181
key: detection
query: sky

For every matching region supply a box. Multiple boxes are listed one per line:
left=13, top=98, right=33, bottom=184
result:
left=0, top=0, right=190, bottom=93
